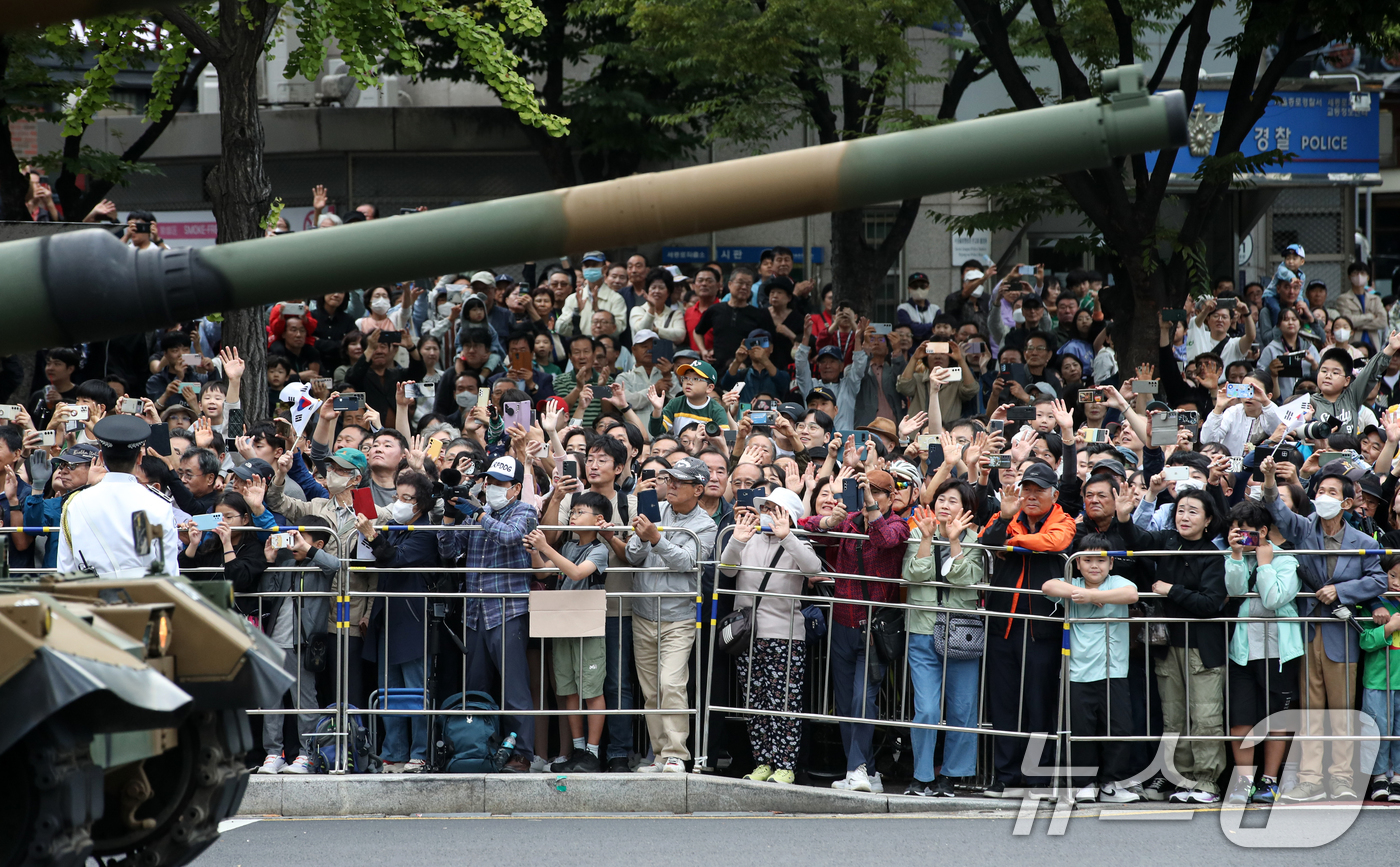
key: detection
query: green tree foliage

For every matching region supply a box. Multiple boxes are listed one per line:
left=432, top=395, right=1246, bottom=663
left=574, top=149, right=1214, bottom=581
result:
left=943, top=0, right=1400, bottom=371
left=0, top=27, right=86, bottom=219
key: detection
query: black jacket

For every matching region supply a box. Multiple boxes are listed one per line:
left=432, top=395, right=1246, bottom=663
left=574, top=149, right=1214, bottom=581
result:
left=1115, top=520, right=1228, bottom=668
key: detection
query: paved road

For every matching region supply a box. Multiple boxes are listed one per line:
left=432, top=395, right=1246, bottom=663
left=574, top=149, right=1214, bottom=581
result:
left=206, top=809, right=1400, bottom=866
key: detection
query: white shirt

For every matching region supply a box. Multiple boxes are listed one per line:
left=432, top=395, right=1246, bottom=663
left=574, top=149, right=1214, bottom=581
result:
left=1185, top=319, right=1246, bottom=379
left=1200, top=403, right=1282, bottom=457
left=58, top=473, right=182, bottom=578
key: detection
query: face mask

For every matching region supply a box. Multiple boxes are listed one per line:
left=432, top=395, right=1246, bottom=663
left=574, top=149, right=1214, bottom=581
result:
left=583, top=267, right=604, bottom=284
left=1247, top=487, right=1264, bottom=501
left=455, top=390, right=477, bottom=408
left=437, top=302, right=455, bottom=318
left=1351, top=274, right=1368, bottom=288
left=908, top=289, right=928, bottom=302
left=371, top=298, right=391, bottom=314
left=1013, top=307, right=1026, bottom=325
left=385, top=500, right=414, bottom=523
left=485, top=485, right=511, bottom=511
left=1313, top=494, right=1343, bottom=520
left=1333, top=328, right=1351, bottom=343
left=759, top=514, right=773, bottom=532
left=326, top=471, right=356, bottom=494
left=971, top=286, right=985, bottom=298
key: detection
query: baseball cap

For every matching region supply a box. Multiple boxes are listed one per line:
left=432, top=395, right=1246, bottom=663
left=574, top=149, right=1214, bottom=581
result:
left=676, top=360, right=717, bottom=383
left=231, top=458, right=276, bottom=481
left=1088, top=457, right=1127, bottom=479
left=1019, top=463, right=1058, bottom=490
left=538, top=396, right=569, bottom=414
left=1285, top=244, right=1306, bottom=258
left=765, top=276, right=795, bottom=295
left=672, top=348, right=701, bottom=365
left=662, top=455, right=711, bottom=484
left=329, top=448, right=368, bottom=476
left=908, top=272, right=930, bottom=286
left=1144, top=400, right=1171, bottom=414
left=1306, top=279, right=1328, bottom=291
left=485, top=456, right=524, bottom=483
left=754, top=487, right=805, bottom=522
left=470, top=270, right=495, bottom=285
left=777, top=402, right=806, bottom=423
left=1021, top=295, right=1044, bottom=310
left=1114, top=446, right=1140, bottom=468
left=806, top=386, right=837, bottom=405
left=633, top=329, right=660, bottom=346
left=963, top=269, right=985, bottom=282
left=582, top=250, right=606, bottom=263
left=495, top=273, right=514, bottom=283
left=866, top=470, right=895, bottom=494
left=663, top=265, right=687, bottom=282
left=1358, top=473, right=1384, bottom=501
left=815, top=345, right=844, bottom=362
left=53, top=443, right=101, bottom=465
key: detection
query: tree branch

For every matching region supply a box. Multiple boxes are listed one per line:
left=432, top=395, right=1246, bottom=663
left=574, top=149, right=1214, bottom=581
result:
left=1026, top=0, right=1092, bottom=101
left=1146, top=0, right=1212, bottom=207
left=1102, top=0, right=1136, bottom=68
left=1146, top=10, right=1194, bottom=93
left=163, top=6, right=221, bottom=61
left=953, top=0, right=1042, bottom=111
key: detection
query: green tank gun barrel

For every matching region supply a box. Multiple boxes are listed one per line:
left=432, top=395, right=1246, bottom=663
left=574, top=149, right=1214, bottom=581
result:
left=0, top=65, right=1185, bottom=354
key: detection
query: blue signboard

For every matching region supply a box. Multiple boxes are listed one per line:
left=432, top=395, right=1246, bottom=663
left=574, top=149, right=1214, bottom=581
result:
left=1145, top=90, right=1379, bottom=177
left=662, top=245, right=825, bottom=265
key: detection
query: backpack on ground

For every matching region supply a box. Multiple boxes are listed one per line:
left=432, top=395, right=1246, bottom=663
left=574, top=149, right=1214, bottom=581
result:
left=312, top=703, right=370, bottom=773
left=438, top=691, right=503, bottom=773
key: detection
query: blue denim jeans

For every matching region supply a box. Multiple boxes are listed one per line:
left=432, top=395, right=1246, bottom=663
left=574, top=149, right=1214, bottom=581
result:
left=1362, top=688, right=1400, bottom=775
left=377, top=656, right=428, bottom=762
left=831, top=623, right=886, bottom=773
left=907, top=632, right=981, bottom=781
left=604, top=615, right=636, bottom=760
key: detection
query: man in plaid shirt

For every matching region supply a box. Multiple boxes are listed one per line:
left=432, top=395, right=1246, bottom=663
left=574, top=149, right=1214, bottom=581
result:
left=799, top=468, right=909, bottom=792
left=442, top=456, right=539, bottom=771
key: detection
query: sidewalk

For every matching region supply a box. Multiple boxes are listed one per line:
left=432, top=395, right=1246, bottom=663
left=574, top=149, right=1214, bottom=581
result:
left=239, top=773, right=1015, bottom=816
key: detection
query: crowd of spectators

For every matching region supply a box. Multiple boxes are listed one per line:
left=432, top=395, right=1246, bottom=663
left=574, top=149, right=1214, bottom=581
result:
left=6, top=202, right=1398, bottom=805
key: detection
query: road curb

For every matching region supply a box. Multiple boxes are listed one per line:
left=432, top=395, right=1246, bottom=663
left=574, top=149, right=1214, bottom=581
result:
left=238, top=773, right=1022, bottom=816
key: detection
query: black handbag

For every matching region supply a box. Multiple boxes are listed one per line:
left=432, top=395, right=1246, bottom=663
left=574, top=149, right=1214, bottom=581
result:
left=857, top=541, right=905, bottom=667
left=717, top=547, right=786, bottom=657
left=300, top=632, right=329, bottom=673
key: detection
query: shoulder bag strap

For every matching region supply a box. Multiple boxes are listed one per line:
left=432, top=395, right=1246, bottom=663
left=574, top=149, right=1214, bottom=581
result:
left=752, top=545, right=786, bottom=607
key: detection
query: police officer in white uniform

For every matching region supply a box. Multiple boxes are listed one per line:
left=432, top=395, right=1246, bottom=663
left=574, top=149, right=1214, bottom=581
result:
left=58, top=415, right=182, bottom=577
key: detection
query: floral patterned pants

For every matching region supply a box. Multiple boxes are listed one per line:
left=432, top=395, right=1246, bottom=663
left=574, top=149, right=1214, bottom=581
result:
left=735, top=638, right=807, bottom=770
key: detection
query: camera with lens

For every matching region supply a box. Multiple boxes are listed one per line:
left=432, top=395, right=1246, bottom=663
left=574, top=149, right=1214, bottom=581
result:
left=433, top=467, right=479, bottom=519
left=1302, top=414, right=1342, bottom=441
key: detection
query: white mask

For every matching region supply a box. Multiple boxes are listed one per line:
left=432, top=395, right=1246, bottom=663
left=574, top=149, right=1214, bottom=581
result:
left=485, top=485, right=511, bottom=511
left=971, top=286, right=985, bottom=298
left=908, top=288, right=928, bottom=302
left=1313, top=494, right=1343, bottom=520
left=1351, top=274, right=1368, bottom=288
left=326, top=470, right=357, bottom=494
left=385, top=500, right=415, bottom=523
left=1013, top=307, right=1026, bottom=325
left=1333, top=328, right=1351, bottom=344
left=437, top=302, right=455, bottom=318
left=455, top=390, right=477, bottom=408
left=371, top=297, right=391, bottom=314
left=1247, top=487, right=1264, bottom=501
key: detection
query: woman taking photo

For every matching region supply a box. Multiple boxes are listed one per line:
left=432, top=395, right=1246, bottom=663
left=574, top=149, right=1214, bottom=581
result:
left=903, top=482, right=984, bottom=797
left=721, top=488, right=822, bottom=785
left=1257, top=306, right=1320, bottom=399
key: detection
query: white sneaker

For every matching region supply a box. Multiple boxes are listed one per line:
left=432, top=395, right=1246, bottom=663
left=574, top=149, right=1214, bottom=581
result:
left=379, top=761, right=405, bottom=774
left=404, top=759, right=428, bottom=774
left=1074, top=785, right=1097, bottom=803
left=661, top=757, right=686, bottom=774
left=258, top=755, right=286, bottom=775
left=870, top=772, right=884, bottom=794
left=635, top=760, right=663, bottom=773
left=847, top=765, right=873, bottom=793
left=1099, top=784, right=1142, bottom=803
left=529, top=755, right=551, bottom=773
left=281, top=755, right=313, bottom=775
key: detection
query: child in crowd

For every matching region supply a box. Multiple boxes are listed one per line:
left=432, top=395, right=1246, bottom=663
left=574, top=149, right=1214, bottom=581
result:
left=1044, top=533, right=1140, bottom=803
left=647, top=360, right=730, bottom=437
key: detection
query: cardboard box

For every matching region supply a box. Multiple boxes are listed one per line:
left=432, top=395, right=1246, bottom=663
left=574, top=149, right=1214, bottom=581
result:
left=528, top=590, right=606, bottom=638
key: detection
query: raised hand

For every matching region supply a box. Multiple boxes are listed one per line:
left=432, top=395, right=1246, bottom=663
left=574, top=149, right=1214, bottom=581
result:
left=898, top=411, right=929, bottom=438
left=219, top=346, right=245, bottom=381
left=243, top=474, right=267, bottom=509
left=312, top=184, right=328, bottom=211
left=732, top=508, right=760, bottom=542
left=913, top=505, right=937, bottom=536
left=946, top=508, right=975, bottom=539
left=769, top=507, right=792, bottom=539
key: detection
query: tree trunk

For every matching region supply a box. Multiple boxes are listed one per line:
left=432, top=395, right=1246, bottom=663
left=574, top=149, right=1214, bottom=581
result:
left=0, top=38, right=33, bottom=222
left=829, top=196, right=920, bottom=313
left=205, top=29, right=272, bottom=423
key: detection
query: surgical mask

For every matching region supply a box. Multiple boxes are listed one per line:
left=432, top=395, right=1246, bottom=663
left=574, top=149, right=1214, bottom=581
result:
left=1333, top=328, right=1351, bottom=343
left=370, top=297, right=391, bottom=314
left=437, top=302, right=455, bottom=318
left=759, top=514, right=773, bottom=532
left=971, top=286, right=984, bottom=298
left=1013, top=307, right=1026, bottom=325
left=908, top=289, right=928, bottom=302
left=1247, top=487, right=1264, bottom=502
left=455, top=390, right=477, bottom=408
left=1351, top=274, right=1368, bottom=288
left=485, top=485, right=511, bottom=511
left=326, top=470, right=357, bottom=494
left=1313, top=494, right=1343, bottom=520
left=385, top=500, right=415, bottom=523
left=583, top=267, right=604, bottom=284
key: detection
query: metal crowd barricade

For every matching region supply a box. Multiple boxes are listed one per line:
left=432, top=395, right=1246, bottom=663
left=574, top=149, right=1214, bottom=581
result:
left=700, top=521, right=1071, bottom=790
left=339, top=522, right=708, bottom=774
left=1057, top=546, right=1400, bottom=803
